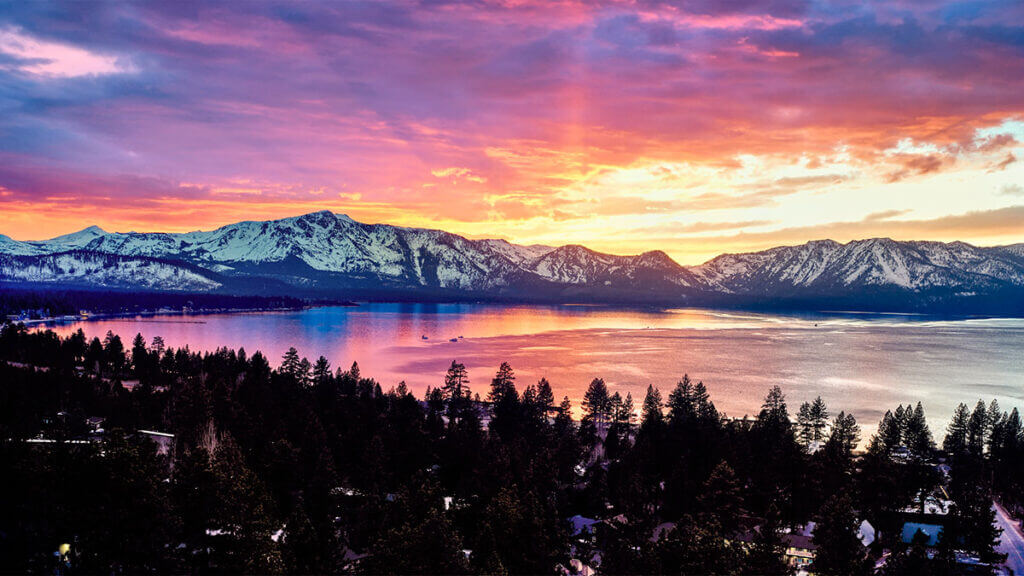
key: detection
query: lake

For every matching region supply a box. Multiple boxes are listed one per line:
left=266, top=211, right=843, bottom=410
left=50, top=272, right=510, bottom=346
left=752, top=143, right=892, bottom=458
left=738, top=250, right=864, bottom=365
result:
left=39, top=303, right=1024, bottom=441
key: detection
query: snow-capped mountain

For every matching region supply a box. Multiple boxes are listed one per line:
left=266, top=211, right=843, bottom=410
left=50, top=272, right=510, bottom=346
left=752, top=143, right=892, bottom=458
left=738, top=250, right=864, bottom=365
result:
left=0, top=211, right=696, bottom=296
left=0, top=252, right=222, bottom=291
left=995, top=243, right=1024, bottom=260
left=0, top=234, right=38, bottom=256
left=1, top=211, right=1022, bottom=313
left=689, top=238, right=1024, bottom=294
left=527, top=245, right=700, bottom=289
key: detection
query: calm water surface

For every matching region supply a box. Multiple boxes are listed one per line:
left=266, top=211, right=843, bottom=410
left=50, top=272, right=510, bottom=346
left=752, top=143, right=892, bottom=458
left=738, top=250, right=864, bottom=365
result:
left=42, top=304, right=1024, bottom=440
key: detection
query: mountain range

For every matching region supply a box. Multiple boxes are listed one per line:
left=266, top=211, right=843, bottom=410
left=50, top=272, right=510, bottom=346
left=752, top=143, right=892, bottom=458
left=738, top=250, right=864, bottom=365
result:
left=2, top=210, right=1023, bottom=314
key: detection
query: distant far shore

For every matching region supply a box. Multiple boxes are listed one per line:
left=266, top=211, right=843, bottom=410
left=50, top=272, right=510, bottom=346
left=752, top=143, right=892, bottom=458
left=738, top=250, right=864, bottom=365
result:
left=0, top=285, right=356, bottom=325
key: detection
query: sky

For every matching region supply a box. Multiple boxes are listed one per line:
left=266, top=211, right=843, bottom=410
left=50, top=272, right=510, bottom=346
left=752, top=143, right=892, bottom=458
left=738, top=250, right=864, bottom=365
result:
left=1, top=0, right=1023, bottom=264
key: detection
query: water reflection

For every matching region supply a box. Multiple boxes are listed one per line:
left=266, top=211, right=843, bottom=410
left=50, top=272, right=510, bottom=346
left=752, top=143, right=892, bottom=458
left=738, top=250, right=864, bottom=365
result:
left=40, top=303, right=1024, bottom=441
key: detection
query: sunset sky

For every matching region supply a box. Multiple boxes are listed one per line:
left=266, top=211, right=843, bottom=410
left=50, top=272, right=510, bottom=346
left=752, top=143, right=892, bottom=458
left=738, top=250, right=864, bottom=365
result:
left=1, top=0, right=1023, bottom=264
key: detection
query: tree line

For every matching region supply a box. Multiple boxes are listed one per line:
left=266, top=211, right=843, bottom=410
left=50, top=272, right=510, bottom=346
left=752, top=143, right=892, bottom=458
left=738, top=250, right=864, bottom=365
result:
left=0, top=324, right=1021, bottom=575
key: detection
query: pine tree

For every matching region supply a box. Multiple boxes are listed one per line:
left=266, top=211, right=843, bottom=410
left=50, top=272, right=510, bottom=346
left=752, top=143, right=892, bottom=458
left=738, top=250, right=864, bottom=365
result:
left=876, top=410, right=901, bottom=453
left=86, top=336, right=104, bottom=373
left=641, top=385, right=664, bottom=430
left=442, top=360, right=470, bottom=401
left=743, top=504, right=792, bottom=576
left=364, top=499, right=470, bottom=574
left=693, top=381, right=719, bottom=424
left=798, top=396, right=830, bottom=447
left=893, top=404, right=908, bottom=442
left=535, top=378, right=555, bottom=413
left=902, top=402, right=933, bottom=458
left=150, top=335, right=166, bottom=356
left=280, top=347, right=301, bottom=378
left=582, top=378, right=610, bottom=426
left=395, top=380, right=410, bottom=397
left=312, top=356, right=331, bottom=385
left=755, top=386, right=791, bottom=436
left=812, top=493, right=872, bottom=576
left=949, top=459, right=1003, bottom=563
left=883, top=529, right=934, bottom=576
left=208, top=438, right=285, bottom=573
left=131, top=333, right=148, bottom=374
left=555, top=396, right=573, bottom=429
left=944, top=403, right=970, bottom=455
left=281, top=502, right=327, bottom=574
left=1003, top=408, right=1022, bottom=455
left=699, top=461, right=743, bottom=534
left=82, top=432, right=178, bottom=572
left=617, top=392, right=635, bottom=426
left=297, top=357, right=312, bottom=387
left=824, top=411, right=860, bottom=459
left=488, top=362, right=517, bottom=404
left=985, top=399, right=1002, bottom=453
left=797, top=401, right=815, bottom=446
left=103, top=331, right=126, bottom=376
left=967, top=400, right=988, bottom=456
left=488, top=362, right=520, bottom=438
left=667, top=374, right=696, bottom=424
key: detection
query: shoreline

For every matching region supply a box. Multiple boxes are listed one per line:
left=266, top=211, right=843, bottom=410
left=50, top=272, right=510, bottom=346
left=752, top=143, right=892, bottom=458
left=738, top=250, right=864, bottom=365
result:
left=15, top=299, right=1018, bottom=329
left=20, top=303, right=358, bottom=327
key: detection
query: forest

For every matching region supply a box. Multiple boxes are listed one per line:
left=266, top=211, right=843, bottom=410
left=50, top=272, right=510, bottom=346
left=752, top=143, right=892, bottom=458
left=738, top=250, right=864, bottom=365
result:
left=0, top=287, right=325, bottom=318
left=0, top=322, right=1022, bottom=575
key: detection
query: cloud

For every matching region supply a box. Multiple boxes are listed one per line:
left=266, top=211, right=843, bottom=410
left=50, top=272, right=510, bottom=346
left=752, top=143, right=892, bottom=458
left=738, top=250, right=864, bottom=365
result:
left=988, top=152, right=1016, bottom=172
left=688, top=206, right=1024, bottom=259
left=1000, top=183, right=1024, bottom=197
left=0, top=27, right=132, bottom=78
left=863, top=209, right=911, bottom=222
left=886, top=155, right=945, bottom=182
left=667, top=219, right=776, bottom=233
left=0, top=0, right=1023, bottom=254
left=431, top=167, right=488, bottom=184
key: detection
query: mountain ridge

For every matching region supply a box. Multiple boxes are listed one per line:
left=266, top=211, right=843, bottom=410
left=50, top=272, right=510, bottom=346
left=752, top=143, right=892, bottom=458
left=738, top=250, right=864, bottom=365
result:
left=2, top=211, right=1023, bottom=314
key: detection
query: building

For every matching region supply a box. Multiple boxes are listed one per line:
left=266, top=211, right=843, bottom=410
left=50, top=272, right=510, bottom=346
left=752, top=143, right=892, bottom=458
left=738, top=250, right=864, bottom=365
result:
left=85, top=416, right=106, bottom=433
left=783, top=529, right=818, bottom=569
left=734, top=519, right=874, bottom=573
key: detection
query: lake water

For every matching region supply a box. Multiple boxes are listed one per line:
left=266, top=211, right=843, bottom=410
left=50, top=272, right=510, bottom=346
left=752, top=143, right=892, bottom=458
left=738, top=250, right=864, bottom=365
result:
left=40, top=304, right=1024, bottom=441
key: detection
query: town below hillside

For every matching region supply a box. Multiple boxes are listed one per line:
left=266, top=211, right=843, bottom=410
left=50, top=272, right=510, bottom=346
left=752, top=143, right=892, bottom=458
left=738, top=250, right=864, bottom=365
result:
left=1, top=323, right=1022, bottom=574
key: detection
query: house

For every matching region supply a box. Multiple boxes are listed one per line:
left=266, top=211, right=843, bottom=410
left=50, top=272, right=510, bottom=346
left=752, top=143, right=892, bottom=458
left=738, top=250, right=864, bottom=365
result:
left=891, top=445, right=912, bottom=462
left=783, top=529, right=818, bottom=569
left=85, top=416, right=106, bottom=433
left=565, top=515, right=605, bottom=576
left=742, top=520, right=873, bottom=571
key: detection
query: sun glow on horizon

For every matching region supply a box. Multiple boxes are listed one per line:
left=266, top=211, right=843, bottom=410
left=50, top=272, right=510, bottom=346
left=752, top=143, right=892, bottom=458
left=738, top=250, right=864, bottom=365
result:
left=1, top=1, right=1023, bottom=261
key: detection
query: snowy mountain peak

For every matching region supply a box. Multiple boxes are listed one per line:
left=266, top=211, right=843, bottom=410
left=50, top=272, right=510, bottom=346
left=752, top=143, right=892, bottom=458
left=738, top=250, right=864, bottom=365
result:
left=690, top=236, right=1024, bottom=293
left=1, top=213, right=1022, bottom=311
left=43, top=225, right=108, bottom=249
left=636, top=250, right=681, bottom=269
left=0, top=234, right=37, bottom=256
left=294, top=210, right=339, bottom=224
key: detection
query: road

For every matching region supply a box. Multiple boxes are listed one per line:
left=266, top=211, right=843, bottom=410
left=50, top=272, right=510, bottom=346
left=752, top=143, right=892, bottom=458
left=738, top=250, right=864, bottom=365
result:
left=995, top=501, right=1024, bottom=575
